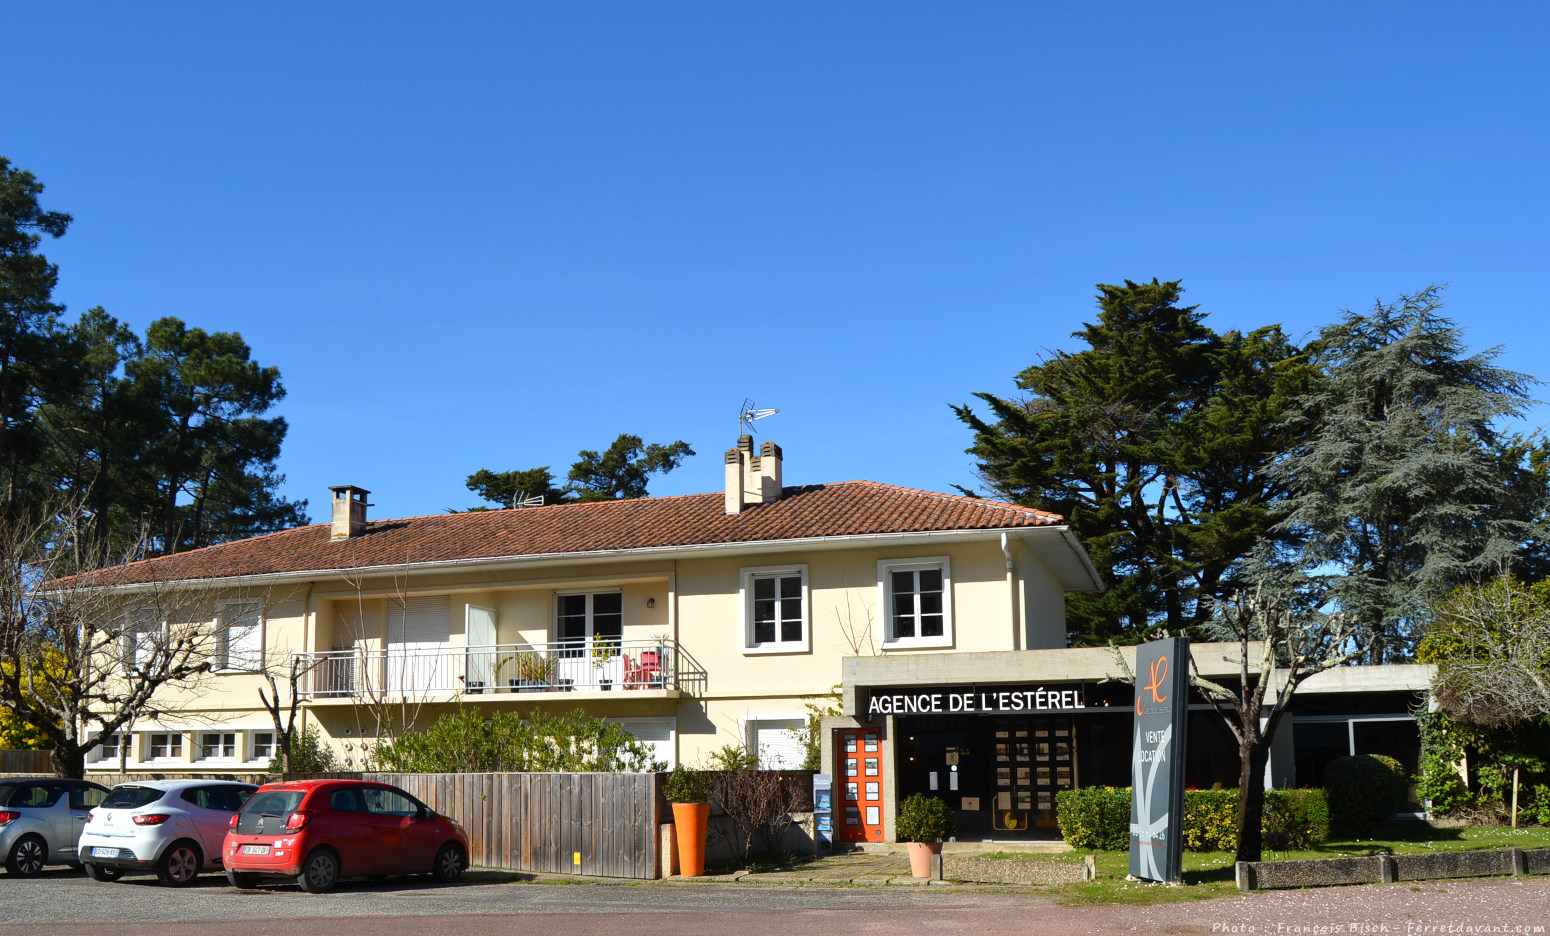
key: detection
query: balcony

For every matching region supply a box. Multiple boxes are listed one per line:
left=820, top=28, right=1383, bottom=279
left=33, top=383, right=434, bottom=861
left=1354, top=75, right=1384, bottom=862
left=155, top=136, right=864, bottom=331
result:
left=294, top=638, right=706, bottom=699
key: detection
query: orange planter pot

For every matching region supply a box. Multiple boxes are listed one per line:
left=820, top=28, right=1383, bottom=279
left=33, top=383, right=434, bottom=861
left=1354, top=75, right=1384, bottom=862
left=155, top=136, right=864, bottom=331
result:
left=671, top=802, right=710, bottom=877
left=906, top=841, right=941, bottom=878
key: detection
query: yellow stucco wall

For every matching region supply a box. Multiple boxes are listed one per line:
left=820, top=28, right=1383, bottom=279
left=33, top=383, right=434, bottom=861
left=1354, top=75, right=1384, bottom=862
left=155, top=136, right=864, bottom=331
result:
left=85, top=535, right=1069, bottom=774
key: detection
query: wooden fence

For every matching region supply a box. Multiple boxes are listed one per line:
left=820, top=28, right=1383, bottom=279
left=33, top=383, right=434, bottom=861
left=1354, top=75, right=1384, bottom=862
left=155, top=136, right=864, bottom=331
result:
left=305, top=772, right=665, bottom=880
left=0, top=750, right=52, bottom=774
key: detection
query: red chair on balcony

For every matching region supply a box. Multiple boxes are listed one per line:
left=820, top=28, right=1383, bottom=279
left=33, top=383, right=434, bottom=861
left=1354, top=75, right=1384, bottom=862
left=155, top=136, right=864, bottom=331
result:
left=623, top=649, right=663, bottom=689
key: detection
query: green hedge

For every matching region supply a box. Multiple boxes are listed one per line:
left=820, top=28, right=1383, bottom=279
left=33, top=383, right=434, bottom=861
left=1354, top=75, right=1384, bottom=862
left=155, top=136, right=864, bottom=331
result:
left=1324, top=754, right=1406, bottom=835
left=1054, top=785, right=1131, bottom=850
left=1055, top=787, right=1330, bottom=851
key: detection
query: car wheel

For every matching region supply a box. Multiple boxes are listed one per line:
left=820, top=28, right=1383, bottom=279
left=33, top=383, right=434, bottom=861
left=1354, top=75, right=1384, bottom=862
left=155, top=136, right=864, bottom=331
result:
left=84, top=863, right=123, bottom=882
left=431, top=842, right=466, bottom=883
left=4, top=835, right=47, bottom=877
left=155, top=840, right=203, bottom=887
left=297, top=848, right=339, bottom=893
left=227, top=870, right=261, bottom=889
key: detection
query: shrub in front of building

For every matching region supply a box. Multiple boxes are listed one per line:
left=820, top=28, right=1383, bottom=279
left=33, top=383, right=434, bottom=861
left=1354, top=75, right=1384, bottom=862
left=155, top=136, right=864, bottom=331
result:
left=1323, top=754, right=1407, bottom=835
left=1054, top=786, right=1131, bottom=850
left=663, top=765, right=714, bottom=803
left=374, top=707, right=664, bottom=773
left=1181, top=789, right=1238, bottom=851
left=271, top=726, right=338, bottom=775
left=896, top=793, right=957, bottom=843
left=1055, top=787, right=1330, bottom=851
left=1263, top=788, right=1331, bottom=848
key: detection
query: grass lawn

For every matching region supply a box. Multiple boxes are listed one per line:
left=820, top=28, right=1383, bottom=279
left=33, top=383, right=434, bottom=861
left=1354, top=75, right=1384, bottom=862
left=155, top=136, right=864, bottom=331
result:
left=973, top=824, right=1550, bottom=906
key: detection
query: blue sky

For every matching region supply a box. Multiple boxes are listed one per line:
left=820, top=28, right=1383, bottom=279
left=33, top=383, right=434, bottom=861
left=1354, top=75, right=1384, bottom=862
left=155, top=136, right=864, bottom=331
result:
left=5, top=2, right=1548, bottom=522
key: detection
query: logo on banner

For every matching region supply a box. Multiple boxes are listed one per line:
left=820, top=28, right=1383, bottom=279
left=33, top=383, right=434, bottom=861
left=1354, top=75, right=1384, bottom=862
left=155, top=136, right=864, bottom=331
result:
left=1137, top=654, right=1170, bottom=716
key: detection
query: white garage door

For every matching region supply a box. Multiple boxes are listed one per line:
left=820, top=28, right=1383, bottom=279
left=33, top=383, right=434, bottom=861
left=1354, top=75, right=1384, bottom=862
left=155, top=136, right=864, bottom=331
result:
left=749, top=718, right=806, bottom=770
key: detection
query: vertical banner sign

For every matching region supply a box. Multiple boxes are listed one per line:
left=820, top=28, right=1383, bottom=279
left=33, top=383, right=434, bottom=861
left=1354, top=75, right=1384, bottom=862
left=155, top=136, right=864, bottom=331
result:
left=1130, top=636, right=1189, bottom=883
left=812, top=774, right=833, bottom=854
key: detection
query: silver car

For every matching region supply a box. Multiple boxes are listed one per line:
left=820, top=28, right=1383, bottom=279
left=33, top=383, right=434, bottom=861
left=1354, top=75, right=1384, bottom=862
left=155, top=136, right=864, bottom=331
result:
left=78, top=780, right=258, bottom=886
left=0, top=778, right=111, bottom=876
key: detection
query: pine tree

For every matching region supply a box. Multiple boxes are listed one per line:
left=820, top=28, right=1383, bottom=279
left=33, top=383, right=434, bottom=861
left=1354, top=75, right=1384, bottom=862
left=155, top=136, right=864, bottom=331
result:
left=464, top=434, right=695, bottom=510
left=0, top=157, right=75, bottom=515
left=956, top=280, right=1314, bottom=643
left=1267, top=286, right=1547, bottom=662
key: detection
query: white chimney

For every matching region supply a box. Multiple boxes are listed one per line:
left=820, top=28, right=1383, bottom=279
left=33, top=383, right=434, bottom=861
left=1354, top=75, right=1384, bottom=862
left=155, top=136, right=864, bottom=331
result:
left=329, top=485, right=370, bottom=540
left=724, top=437, right=784, bottom=515
left=724, top=446, right=744, bottom=515
left=758, top=440, right=783, bottom=501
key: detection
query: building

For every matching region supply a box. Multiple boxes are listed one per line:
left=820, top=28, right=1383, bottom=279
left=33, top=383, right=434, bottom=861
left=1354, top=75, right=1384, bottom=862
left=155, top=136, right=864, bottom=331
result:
left=80, top=436, right=1430, bottom=842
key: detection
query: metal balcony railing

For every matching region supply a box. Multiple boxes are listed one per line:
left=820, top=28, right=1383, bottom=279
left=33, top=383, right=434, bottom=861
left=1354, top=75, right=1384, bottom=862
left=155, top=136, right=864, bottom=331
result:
left=293, top=638, right=705, bottom=698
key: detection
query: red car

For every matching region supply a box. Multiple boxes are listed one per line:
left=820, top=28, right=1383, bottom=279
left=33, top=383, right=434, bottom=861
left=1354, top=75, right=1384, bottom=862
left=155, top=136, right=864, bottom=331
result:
left=222, top=780, right=468, bottom=892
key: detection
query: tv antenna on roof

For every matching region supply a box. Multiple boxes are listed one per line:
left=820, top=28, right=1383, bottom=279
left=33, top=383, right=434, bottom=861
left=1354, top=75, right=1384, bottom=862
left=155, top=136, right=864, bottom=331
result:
left=514, top=494, right=545, bottom=509
left=739, top=398, right=780, bottom=435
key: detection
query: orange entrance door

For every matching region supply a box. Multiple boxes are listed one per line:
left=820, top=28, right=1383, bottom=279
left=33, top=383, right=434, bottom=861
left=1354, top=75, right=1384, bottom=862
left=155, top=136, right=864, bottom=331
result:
left=836, top=728, right=885, bottom=844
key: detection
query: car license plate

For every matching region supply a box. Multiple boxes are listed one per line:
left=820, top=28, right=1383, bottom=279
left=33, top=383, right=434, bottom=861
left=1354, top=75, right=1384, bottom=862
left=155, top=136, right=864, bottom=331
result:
left=241, top=845, right=271, bottom=855
left=91, top=847, right=118, bottom=858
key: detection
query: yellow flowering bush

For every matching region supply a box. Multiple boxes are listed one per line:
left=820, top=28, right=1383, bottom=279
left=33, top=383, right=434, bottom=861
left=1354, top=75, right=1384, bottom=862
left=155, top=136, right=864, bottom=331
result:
left=1056, top=787, right=1330, bottom=851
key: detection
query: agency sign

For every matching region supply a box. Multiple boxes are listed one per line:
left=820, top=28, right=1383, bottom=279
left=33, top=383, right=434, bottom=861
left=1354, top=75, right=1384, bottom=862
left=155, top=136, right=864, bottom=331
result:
left=1130, top=636, right=1189, bottom=883
left=865, top=684, right=1087, bottom=717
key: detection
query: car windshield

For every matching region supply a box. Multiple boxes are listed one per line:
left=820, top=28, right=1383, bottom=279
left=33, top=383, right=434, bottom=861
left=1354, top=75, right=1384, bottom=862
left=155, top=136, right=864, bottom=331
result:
left=101, top=786, right=166, bottom=809
left=240, top=790, right=305, bottom=817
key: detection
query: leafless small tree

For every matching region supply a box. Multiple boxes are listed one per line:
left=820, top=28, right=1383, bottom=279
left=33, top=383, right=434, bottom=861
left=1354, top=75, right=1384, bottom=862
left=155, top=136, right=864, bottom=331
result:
left=1192, top=588, right=1367, bottom=863
left=1428, top=576, right=1550, bottom=726
left=256, top=651, right=318, bottom=775
left=832, top=592, right=878, bottom=657
left=330, top=568, right=441, bottom=766
left=0, top=503, right=221, bottom=778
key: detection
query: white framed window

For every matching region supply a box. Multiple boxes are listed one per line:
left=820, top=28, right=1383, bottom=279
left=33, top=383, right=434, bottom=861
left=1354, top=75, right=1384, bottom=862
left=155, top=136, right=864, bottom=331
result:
left=743, top=715, right=808, bottom=770
left=147, top=732, right=182, bottom=761
left=878, top=557, right=953, bottom=649
left=740, top=565, right=809, bottom=653
left=251, top=731, right=276, bottom=763
left=554, top=591, right=623, bottom=657
left=215, top=601, right=263, bottom=672
left=120, top=607, right=163, bottom=674
left=606, top=717, right=677, bottom=770
left=198, top=732, right=237, bottom=761
left=93, top=734, right=123, bottom=763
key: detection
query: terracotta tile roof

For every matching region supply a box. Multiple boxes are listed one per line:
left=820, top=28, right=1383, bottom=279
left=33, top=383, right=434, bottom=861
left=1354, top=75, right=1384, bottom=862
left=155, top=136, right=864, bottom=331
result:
left=70, top=481, right=1063, bottom=587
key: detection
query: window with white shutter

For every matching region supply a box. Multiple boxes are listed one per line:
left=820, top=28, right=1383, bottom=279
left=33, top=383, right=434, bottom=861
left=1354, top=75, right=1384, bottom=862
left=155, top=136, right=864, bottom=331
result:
left=609, top=718, right=676, bottom=769
left=747, top=717, right=807, bottom=770
left=215, top=601, right=263, bottom=672
left=120, top=607, right=162, bottom=674
left=386, top=596, right=451, bottom=693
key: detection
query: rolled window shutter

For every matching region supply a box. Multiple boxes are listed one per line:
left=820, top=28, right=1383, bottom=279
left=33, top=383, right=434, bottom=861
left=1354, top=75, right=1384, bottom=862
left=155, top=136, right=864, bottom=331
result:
left=387, top=596, right=451, bottom=645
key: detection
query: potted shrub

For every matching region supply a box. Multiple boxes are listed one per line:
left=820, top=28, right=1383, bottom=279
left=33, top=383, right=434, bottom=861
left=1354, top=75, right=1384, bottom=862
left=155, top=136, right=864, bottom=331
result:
left=591, top=640, right=620, bottom=690
left=663, top=766, right=714, bottom=876
left=896, top=793, right=955, bottom=878
left=502, top=652, right=556, bottom=692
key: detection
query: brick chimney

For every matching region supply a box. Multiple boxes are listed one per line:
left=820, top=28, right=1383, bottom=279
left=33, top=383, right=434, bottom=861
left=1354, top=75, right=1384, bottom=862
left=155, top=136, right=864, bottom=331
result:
left=329, top=485, right=370, bottom=540
left=724, top=437, right=784, bottom=515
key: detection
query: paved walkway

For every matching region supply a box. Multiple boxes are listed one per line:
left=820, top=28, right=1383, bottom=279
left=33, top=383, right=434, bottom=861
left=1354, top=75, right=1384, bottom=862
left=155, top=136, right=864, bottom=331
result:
left=670, top=852, right=923, bottom=887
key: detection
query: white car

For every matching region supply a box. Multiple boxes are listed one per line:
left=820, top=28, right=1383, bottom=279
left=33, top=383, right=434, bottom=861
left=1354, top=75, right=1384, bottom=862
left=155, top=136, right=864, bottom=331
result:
left=78, top=780, right=258, bottom=886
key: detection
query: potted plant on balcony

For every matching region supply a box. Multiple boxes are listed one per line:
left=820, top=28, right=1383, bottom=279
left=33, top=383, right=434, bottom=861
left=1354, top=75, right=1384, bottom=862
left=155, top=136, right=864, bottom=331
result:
left=896, top=793, right=955, bottom=879
left=502, top=652, right=556, bottom=692
left=663, top=766, right=714, bottom=877
left=590, top=640, right=620, bottom=690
